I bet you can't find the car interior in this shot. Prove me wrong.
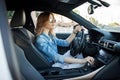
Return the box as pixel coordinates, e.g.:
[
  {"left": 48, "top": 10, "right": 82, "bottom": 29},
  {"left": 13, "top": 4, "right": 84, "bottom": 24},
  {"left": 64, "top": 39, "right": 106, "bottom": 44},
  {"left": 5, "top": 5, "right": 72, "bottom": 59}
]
[
  {"left": 3, "top": 0, "right": 120, "bottom": 80},
  {"left": 14, "top": 44, "right": 45, "bottom": 80}
]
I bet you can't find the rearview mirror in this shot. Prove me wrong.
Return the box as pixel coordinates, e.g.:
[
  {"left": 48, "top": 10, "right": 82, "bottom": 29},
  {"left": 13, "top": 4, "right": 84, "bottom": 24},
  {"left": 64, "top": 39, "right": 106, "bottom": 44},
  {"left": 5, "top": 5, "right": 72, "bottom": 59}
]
[
  {"left": 87, "top": 0, "right": 110, "bottom": 15},
  {"left": 88, "top": 5, "right": 94, "bottom": 15}
]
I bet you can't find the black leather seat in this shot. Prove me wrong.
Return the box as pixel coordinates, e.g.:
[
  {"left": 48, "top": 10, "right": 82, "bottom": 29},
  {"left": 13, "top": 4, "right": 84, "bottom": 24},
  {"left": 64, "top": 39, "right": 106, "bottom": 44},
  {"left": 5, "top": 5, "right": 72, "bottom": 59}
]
[
  {"left": 14, "top": 44, "right": 45, "bottom": 80},
  {"left": 10, "top": 10, "right": 51, "bottom": 70}
]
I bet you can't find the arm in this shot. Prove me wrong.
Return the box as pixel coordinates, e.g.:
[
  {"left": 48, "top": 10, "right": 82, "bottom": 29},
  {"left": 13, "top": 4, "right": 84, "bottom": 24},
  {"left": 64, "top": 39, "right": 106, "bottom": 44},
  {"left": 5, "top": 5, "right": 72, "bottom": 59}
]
[
  {"left": 66, "top": 31, "right": 76, "bottom": 43},
  {"left": 36, "top": 39, "right": 94, "bottom": 64},
  {"left": 64, "top": 57, "right": 86, "bottom": 64},
  {"left": 64, "top": 56, "right": 94, "bottom": 64},
  {"left": 55, "top": 26, "right": 82, "bottom": 47},
  {"left": 66, "top": 25, "right": 82, "bottom": 43},
  {"left": 55, "top": 37, "right": 70, "bottom": 47},
  {"left": 35, "top": 37, "right": 64, "bottom": 63}
]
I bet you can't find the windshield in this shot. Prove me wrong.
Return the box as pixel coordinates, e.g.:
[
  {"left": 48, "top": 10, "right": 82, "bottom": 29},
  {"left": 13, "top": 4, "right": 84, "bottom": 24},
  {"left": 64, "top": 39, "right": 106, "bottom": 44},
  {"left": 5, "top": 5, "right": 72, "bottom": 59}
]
[{"left": 73, "top": 0, "right": 120, "bottom": 32}]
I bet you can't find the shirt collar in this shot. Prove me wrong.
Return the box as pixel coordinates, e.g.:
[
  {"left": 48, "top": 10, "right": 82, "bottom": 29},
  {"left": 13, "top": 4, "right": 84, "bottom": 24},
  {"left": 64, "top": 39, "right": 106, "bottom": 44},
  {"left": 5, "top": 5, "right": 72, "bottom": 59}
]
[{"left": 42, "top": 33, "right": 53, "bottom": 40}]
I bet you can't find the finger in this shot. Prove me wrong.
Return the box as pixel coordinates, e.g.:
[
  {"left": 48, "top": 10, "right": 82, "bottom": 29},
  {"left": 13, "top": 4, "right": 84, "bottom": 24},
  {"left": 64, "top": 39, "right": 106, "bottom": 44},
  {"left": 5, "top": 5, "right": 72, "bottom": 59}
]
[
  {"left": 88, "top": 59, "right": 94, "bottom": 64},
  {"left": 88, "top": 60, "right": 93, "bottom": 65},
  {"left": 90, "top": 58, "right": 94, "bottom": 62},
  {"left": 90, "top": 59, "right": 94, "bottom": 63},
  {"left": 89, "top": 57, "right": 94, "bottom": 61}
]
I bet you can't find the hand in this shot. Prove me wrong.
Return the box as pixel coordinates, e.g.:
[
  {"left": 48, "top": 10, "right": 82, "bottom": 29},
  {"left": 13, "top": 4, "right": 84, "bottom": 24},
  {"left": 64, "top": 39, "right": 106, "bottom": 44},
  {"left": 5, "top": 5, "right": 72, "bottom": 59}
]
[
  {"left": 84, "top": 56, "right": 95, "bottom": 65},
  {"left": 73, "top": 25, "right": 82, "bottom": 33}
]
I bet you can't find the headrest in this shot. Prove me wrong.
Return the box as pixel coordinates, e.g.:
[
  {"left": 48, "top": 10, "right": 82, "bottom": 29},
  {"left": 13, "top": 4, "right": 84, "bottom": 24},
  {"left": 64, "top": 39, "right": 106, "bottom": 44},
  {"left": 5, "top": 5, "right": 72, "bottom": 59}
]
[{"left": 10, "top": 10, "right": 26, "bottom": 28}]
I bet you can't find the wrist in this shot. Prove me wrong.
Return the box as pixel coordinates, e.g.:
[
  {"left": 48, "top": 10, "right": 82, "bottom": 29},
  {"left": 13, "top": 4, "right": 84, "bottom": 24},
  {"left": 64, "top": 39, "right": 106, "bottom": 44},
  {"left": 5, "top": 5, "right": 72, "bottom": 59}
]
[
  {"left": 73, "top": 29, "right": 77, "bottom": 34},
  {"left": 83, "top": 58, "right": 87, "bottom": 63}
]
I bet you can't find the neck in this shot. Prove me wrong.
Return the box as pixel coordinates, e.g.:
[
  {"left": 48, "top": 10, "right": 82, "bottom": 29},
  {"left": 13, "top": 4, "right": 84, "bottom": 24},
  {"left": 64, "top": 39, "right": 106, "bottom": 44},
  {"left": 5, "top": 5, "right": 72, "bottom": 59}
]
[{"left": 43, "top": 28, "right": 50, "bottom": 35}]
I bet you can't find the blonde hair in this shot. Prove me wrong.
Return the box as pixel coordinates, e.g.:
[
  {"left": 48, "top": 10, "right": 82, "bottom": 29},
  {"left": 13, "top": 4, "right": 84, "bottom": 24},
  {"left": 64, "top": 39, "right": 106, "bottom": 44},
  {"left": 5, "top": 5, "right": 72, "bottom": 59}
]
[{"left": 35, "top": 12, "right": 55, "bottom": 36}]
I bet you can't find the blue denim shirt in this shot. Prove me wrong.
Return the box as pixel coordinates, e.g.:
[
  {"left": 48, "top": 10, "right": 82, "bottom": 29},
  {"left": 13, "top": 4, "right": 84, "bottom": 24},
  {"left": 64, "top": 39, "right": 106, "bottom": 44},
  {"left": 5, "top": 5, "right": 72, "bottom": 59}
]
[{"left": 34, "top": 33, "right": 70, "bottom": 63}]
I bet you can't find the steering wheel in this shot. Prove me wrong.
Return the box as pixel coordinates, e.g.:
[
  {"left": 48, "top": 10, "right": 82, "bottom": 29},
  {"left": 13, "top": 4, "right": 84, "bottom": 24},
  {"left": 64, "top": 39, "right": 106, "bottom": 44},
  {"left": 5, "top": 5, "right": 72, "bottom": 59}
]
[{"left": 70, "top": 24, "right": 85, "bottom": 57}]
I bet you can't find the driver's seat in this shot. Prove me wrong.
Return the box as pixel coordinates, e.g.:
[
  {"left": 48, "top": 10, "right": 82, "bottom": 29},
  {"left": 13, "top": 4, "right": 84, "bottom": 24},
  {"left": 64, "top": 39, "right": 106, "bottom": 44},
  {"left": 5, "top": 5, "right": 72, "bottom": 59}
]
[
  {"left": 14, "top": 44, "right": 45, "bottom": 80},
  {"left": 10, "top": 10, "right": 52, "bottom": 70}
]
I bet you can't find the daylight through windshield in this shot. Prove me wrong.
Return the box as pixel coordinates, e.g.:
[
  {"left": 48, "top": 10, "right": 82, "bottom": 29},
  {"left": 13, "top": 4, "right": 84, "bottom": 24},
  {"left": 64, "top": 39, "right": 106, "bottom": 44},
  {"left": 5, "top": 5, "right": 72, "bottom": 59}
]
[{"left": 73, "top": 0, "right": 120, "bottom": 32}]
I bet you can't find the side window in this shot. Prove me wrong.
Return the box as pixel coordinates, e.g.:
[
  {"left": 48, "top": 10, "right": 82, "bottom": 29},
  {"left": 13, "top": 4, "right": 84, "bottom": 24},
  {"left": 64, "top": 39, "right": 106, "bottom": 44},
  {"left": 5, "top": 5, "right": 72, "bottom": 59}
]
[
  {"left": 31, "top": 11, "right": 78, "bottom": 34},
  {"left": 54, "top": 14, "right": 77, "bottom": 33},
  {"left": 55, "top": 14, "right": 88, "bottom": 34},
  {"left": 7, "top": 11, "right": 14, "bottom": 23},
  {"left": 31, "top": 11, "right": 43, "bottom": 27}
]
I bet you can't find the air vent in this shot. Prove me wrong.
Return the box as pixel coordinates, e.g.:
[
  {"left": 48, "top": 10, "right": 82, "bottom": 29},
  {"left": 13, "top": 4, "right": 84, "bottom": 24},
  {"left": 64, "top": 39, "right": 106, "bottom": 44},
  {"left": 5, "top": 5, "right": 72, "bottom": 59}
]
[
  {"left": 98, "top": 39, "right": 117, "bottom": 51},
  {"left": 108, "top": 42, "right": 114, "bottom": 50},
  {"left": 98, "top": 40, "right": 104, "bottom": 46}
]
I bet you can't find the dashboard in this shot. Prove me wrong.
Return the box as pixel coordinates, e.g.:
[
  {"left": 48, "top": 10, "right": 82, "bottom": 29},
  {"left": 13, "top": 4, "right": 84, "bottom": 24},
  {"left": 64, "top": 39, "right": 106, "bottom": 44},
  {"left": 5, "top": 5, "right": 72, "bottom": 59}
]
[{"left": 88, "top": 28, "right": 120, "bottom": 53}]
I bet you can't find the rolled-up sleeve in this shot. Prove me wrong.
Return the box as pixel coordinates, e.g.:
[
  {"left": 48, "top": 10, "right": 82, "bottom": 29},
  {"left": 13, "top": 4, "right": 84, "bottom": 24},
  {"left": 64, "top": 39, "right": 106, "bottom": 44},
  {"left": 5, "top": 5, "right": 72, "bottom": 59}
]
[
  {"left": 35, "top": 37, "right": 64, "bottom": 63},
  {"left": 55, "top": 37, "right": 70, "bottom": 47}
]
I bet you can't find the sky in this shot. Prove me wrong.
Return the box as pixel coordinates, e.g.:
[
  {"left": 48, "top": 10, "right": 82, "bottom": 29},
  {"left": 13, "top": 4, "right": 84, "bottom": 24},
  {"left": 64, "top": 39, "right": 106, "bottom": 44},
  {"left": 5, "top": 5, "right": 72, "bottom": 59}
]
[{"left": 106, "top": 0, "right": 120, "bottom": 6}]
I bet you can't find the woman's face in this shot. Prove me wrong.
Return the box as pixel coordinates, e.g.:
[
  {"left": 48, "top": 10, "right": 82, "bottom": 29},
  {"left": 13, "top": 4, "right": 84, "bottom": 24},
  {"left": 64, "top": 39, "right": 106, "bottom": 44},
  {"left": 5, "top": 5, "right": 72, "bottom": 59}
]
[{"left": 44, "top": 14, "right": 56, "bottom": 30}]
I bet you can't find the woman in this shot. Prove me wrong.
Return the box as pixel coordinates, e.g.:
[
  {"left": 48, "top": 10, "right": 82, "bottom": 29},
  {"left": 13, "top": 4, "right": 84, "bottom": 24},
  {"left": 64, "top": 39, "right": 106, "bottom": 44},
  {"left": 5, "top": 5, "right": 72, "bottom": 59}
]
[{"left": 34, "top": 12, "right": 94, "bottom": 69}]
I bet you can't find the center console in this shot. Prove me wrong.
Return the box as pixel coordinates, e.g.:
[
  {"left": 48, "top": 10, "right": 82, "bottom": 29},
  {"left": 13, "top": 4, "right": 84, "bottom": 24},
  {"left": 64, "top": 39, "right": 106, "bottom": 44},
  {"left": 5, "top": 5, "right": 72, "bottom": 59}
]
[
  {"left": 96, "top": 49, "right": 114, "bottom": 64},
  {"left": 39, "top": 56, "right": 106, "bottom": 80},
  {"left": 39, "top": 66, "right": 94, "bottom": 80}
]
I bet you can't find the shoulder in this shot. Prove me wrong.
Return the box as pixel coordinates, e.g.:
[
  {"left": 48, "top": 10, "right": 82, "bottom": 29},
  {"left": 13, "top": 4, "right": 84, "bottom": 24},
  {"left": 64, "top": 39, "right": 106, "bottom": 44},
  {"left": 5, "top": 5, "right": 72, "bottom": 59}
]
[{"left": 35, "top": 34, "right": 47, "bottom": 43}]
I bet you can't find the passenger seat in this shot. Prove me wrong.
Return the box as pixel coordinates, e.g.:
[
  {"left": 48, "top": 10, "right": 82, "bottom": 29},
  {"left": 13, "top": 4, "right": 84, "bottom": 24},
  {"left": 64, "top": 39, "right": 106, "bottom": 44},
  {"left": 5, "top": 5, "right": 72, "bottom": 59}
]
[{"left": 10, "top": 10, "right": 51, "bottom": 70}]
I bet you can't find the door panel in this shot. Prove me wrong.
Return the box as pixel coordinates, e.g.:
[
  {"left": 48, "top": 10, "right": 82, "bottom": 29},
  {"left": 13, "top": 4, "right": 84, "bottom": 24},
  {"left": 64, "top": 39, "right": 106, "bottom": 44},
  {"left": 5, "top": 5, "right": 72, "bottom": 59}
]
[{"left": 56, "top": 33, "right": 70, "bottom": 54}]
